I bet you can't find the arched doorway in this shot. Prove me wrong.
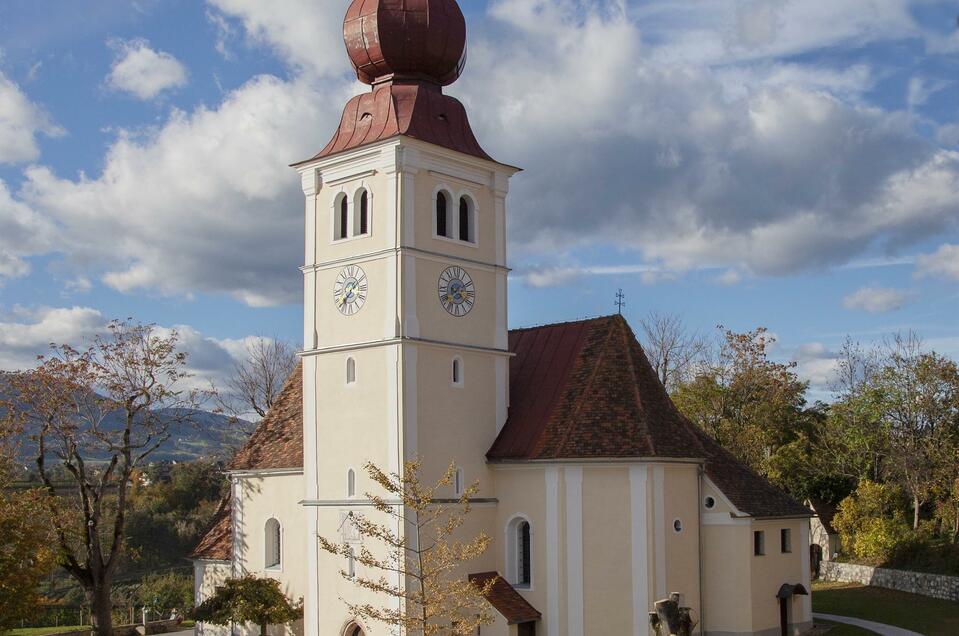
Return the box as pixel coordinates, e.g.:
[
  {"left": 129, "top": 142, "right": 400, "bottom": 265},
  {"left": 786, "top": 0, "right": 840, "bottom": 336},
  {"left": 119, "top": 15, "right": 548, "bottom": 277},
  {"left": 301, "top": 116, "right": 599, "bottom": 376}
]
[{"left": 344, "top": 622, "right": 365, "bottom": 636}]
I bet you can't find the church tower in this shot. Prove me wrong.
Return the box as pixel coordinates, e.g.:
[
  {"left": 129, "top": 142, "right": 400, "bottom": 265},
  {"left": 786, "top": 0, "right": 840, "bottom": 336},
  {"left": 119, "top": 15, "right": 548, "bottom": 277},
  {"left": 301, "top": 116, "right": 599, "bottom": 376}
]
[{"left": 292, "top": 1, "right": 518, "bottom": 633}]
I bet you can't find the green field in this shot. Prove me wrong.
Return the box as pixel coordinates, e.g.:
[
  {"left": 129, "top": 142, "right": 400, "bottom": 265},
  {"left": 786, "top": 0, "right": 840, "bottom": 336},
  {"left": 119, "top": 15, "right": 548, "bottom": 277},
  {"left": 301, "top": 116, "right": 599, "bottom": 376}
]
[{"left": 813, "top": 581, "right": 959, "bottom": 636}]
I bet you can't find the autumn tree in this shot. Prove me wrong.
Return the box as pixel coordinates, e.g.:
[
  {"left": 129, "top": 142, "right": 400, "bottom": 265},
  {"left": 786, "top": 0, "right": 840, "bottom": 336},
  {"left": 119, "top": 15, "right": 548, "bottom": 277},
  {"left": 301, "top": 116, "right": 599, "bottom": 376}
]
[
  {"left": 2, "top": 320, "right": 208, "bottom": 636},
  {"left": 672, "top": 326, "right": 809, "bottom": 478},
  {"left": 0, "top": 437, "right": 57, "bottom": 631},
  {"left": 318, "top": 460, "right": 496, "bottom": 635},
  {"left": 219, "top": 338, "right": 298, "bottom": 419},
  {"left": 639, "top": 311, "right": 709, "bottom": 393},
  {"left": 193, "top": 575, "right": 302, "bottom": 636}
]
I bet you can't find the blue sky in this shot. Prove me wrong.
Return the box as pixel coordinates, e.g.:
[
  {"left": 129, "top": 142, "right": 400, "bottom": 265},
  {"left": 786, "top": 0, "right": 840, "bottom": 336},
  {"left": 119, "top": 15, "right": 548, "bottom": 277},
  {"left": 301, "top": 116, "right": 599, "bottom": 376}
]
[{"left": 0, "top": 0, "right": 957, "bottom": 396}]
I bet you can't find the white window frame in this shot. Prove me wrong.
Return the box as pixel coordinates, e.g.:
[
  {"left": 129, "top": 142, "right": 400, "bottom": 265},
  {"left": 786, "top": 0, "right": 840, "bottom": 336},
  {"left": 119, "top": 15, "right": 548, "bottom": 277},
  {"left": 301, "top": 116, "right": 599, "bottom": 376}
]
[
  {"left": 505, "top": 515, "right": 533, "bottom": 590},
  {"left": 332, "top": 192, "right": 349, "bottom": 242},
  {"left": 265, "top": 517, "right": 282, "bottom": 571},
  {"left": 431, "top": 185, "right": 480, "bottom": 249}
]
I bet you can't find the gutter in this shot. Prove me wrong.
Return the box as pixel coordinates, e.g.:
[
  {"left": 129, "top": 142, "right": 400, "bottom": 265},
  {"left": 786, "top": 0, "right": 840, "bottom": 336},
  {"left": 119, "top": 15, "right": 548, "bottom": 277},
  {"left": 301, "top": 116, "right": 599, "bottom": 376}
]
[{"left": 698, "top": 465, "right": 706, "bottom": 636}]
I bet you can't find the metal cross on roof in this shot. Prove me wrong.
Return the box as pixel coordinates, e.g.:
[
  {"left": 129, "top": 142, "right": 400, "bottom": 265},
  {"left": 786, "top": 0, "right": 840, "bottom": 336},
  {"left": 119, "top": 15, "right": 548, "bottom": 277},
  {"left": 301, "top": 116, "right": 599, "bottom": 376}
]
[{"left": 615, "top": 289, "right": 626, "bottom": 315}]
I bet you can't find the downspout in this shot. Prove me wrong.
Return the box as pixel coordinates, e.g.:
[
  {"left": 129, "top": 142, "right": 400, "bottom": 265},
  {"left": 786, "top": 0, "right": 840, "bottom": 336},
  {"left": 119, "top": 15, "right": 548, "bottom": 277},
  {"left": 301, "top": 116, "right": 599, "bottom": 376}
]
[{"left": 698, "top": 465, "right": 706, "bottom": 636}]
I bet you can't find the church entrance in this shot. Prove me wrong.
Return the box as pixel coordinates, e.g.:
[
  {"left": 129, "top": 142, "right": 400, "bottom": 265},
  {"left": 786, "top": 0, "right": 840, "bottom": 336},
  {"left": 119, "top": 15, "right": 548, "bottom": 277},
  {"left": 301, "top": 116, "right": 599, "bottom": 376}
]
[{"left": 344, "top": 623, "right": 364, "bottom": 636}]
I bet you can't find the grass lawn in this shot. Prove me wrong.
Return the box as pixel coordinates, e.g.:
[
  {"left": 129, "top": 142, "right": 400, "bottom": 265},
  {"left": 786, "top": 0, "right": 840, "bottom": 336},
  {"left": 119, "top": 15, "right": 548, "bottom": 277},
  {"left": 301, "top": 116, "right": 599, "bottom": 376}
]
[
  {"left": 7, "top": 627, "right": 89, "bottom": 636},
  {"left": 813, "top": 580, "right": 959, "bottom": 636}
]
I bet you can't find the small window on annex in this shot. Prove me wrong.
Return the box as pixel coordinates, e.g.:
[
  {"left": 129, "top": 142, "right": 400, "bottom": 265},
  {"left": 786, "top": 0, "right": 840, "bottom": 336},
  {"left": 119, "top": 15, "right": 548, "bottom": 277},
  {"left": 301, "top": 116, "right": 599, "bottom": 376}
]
[
  {"left": 507, "top": 517, "right": 532, "bottom": 588},
  {"left": 265, "top": 518, "right": 282, "bottom": 569},
  {"left": 435, "top": 191, "right": 452, "bottom": 238},
  {"left": 781, "top": 528, "right": 792, "bottom": 553},
  {"left": 754, "top": 530, "right": 765, "bottom": 556}
]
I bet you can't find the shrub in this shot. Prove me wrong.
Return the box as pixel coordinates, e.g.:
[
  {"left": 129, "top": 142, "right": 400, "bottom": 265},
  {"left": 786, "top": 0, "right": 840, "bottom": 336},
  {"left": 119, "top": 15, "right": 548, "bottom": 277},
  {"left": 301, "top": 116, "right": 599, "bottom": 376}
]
[
  {"left": 137, "top": 572, "right": 195, "bottom": 613},
  {"left": 834, "top": 480, "right": 911, "bottom": 562}
]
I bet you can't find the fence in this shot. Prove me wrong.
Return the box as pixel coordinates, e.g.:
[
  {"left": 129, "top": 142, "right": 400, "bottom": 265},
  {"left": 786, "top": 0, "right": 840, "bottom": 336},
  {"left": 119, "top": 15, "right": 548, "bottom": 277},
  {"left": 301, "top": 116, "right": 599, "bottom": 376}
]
[{"left": 16, "top": 606, "right": 182, "bottom": 631}]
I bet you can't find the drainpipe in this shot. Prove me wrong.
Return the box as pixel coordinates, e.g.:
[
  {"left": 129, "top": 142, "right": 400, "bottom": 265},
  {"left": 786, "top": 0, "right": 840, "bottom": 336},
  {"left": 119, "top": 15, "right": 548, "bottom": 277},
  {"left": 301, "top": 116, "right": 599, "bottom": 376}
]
[{"left": 697, "top": 465, "right": 706, "bottom": 635}]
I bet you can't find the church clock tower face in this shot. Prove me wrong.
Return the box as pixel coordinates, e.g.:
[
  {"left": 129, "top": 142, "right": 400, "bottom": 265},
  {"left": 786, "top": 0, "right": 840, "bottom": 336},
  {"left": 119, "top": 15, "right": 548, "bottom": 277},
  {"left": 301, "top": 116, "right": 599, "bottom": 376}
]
[
  {"left": 438, "top": 266, "right": 475, "bottom": 317},
  {"left": 333, "top": 265, "right": 368, "bottom": 316}
]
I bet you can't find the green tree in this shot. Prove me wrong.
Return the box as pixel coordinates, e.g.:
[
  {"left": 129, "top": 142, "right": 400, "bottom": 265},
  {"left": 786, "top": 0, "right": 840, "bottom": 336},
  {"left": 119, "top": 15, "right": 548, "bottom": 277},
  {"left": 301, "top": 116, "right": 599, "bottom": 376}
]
[
  {"left": 136, "top": 572, "right": 195, "bottom": 613},
  {"left": 193, "top": 575, "right": 303, "bottom": 636},
  {"left": 0, "top": 452, "right": 57, "bottom": 631},
  {"left": 833, "top": 480, "right": 911, "bottom": 562},
  {"left": 673, "top": 327, "right": 810, "bottom": 481}
]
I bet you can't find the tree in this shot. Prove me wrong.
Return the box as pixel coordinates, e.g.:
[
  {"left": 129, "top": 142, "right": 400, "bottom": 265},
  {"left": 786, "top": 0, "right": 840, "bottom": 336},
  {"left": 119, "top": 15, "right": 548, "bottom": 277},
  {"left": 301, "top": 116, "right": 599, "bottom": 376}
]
[
  {"left": 193, "top": 575, "right": 303, "bottom": 636},
  {"left": 318, "top": 460, "right": 496, "bottom": 635},
  {"left": 672, "top": 327, "right": 810, "bottom": 479},
  {"left": 872, "top": 334, "right": 959, "bottom": 530},
  {"left": 0, "top": 448, "right": 57, "bottom": 630},
  {"left": 639, "top": 311, "right": 708, "bottom": 393},
  {"left": 136, "top": 572, "right": 195, "bottom": 614},
  {"left": 833, "top": 480, "right": 911, "bottom": 562},
  {"left": 219, "top": 338, "right": 298, "bottom": 419},
  {"left": 2, "top": 320, "right": 208, "bottom": 636}
]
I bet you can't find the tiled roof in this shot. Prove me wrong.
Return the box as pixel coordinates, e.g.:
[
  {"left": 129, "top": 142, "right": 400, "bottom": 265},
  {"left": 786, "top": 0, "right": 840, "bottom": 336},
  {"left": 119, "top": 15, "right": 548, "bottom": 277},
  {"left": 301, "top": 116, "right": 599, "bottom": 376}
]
[
  {"left": 189, "top": 496, "right": 232, "bottom": 561},
  {"left": 192, "top": 317, "right": 809, "bottom": 561},
  {"left": 468, "top": 572, "right": 541, "bottom": 624},
  {"left": 230, "top": 363, "right": 304, "bottom": 471}
]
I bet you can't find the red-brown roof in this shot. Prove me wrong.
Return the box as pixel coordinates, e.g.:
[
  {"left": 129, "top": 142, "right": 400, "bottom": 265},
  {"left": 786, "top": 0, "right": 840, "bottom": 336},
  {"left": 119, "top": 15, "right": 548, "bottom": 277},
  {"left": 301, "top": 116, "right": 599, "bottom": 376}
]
[
  {"left": 469, "top": 572, "right": 541, "bottom": 624},
  {"left": 230, "top": 363, "right": 304, "bottom": 471},
  {"left": 189, "top": 496, "right": 233, "bottom": 561}
]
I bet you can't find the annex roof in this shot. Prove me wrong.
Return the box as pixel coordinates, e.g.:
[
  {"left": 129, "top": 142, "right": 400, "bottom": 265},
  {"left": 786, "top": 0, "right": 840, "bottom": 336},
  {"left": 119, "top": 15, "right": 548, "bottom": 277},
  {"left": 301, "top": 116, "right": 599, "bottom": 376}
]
[
  {"left": 229, "top": 363, "right": 304, "bottom": 472},
  {"left": 469, "top": 572, "right": 541, "bottom": 624},
  {"left": 189, "top": 496, "right": 232, "bottom": 561}
]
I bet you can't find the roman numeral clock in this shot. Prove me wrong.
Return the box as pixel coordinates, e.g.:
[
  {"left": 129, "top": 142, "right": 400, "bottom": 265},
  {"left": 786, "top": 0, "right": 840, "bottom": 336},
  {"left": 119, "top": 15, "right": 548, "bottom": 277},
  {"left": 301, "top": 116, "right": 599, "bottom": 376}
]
[
  {"left": 333, "top": 265, "right": 368, "bottom": 316},
  {"left": 438, "top": 266, "right": 475, "bottom": 317}
]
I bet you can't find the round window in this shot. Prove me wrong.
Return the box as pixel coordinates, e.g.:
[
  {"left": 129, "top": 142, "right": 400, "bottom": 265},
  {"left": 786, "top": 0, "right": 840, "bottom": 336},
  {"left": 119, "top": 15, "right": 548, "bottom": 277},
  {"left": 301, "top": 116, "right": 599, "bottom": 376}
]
[
  {"left": 704, "top": 496, "right": 716, "bottom": 510},
  {"left": 673, "top": 519, "right": 683, "bottom": 533}
]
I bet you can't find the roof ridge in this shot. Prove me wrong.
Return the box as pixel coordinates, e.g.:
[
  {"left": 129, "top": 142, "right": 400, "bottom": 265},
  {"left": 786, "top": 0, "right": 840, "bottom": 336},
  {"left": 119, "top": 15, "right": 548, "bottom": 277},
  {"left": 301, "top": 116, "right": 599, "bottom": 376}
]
[{"left": 508, "top": 314, "right": 619, "bottom": 334}]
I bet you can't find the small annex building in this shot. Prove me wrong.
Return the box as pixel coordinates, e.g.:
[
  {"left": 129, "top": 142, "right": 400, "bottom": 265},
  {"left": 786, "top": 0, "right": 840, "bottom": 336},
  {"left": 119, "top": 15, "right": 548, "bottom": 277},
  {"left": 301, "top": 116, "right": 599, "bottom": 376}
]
[{"left": 192, "top": 1, "right": 813, "bottom": 635}]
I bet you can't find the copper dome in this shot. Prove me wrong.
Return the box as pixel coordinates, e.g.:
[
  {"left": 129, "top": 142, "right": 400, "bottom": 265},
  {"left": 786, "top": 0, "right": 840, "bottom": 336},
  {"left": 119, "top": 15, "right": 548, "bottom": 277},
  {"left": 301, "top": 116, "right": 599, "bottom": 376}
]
[{"left": 344, "top": 0, "right": 467, "bottom": 86}]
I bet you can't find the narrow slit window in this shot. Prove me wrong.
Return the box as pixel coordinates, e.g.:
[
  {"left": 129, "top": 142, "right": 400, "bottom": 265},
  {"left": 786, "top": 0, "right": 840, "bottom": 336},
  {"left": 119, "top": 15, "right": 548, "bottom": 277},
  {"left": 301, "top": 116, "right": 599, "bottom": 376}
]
[
  {"left": 265, "top": 518, "right": 281, "bottom": 569},
  {"left": 519, "top": 521, "right": 531, "bottom": 586},
  {"left": 347, "top": 358, "right": 356, "bottom": 384},
  {"left": 454, "top": 468, "right": 464, "bottom": 496},
  {"left": 348, "top": 469, "right": 356, "bottom": 497},
  {"left": 436, "top": 191, "right": 450, "bottom": 238},
  {"left": 337, "top": 195, "right": 349, "bottom": 240},
  {"left": 358, "top": 190, "right": 369, "bottom": 235},
  {"left": 459, "top": 197, "right": 471, "bottom": 242},
  {"left": 754, "top": 530, "right": 765, "bottom": 556},
  {"left": 452, "top": 357, "right": 462, "bottom": 386}
]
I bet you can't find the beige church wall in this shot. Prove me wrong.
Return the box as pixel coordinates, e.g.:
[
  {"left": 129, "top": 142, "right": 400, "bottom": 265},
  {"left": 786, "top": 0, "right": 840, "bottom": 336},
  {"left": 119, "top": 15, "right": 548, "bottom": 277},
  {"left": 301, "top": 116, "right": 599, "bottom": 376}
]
[
  {"left": 309, "top": 345, "right": 394, "bottom": 496},
  {"left": 413, "top": 344, "right": 497, "bottom": 492},
  {"left": 194, "top": 560, "right": 231, "bottom": 636},
  {"left": 491, "top": 467, "right": 553, "bottom": 633},
  {"left": 662, "top": 464, "right": 702, "bottom": 623},
  {"left": 702, "top": 522, "right": 753, "bottom": 634},
  {"left": 748, "top": 518, "right": 812, "bottom": 635},
  {"left": 312, "top": 170, "right": 395, "bottom": 264},
  {"left": 412, "top": 170, "right": 498, "bottom": 265},
  {"left": 581, "top": 466, "right": 633, "bottom": 635},
  {"left": 702, "top": 479, "right": 735, "bottom": 516},
  {"left": 311, "top": 255, "right": 395, "bottom": 350},
  {"left": 412, "top": 255, "right": 505, "bottom": 349}
]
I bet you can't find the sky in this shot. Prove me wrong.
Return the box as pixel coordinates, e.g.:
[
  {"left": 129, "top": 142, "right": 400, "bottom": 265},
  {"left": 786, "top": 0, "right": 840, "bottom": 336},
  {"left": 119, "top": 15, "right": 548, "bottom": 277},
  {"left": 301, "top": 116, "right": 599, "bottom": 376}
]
[{"left": 0, "top": 0, "right": 957, "bottom": 399}]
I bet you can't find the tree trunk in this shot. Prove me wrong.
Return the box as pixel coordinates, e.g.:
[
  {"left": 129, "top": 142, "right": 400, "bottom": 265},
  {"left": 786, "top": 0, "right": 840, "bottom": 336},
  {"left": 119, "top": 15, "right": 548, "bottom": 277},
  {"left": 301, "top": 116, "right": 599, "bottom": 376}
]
[
  {"left": 89, "top": 586, "right": 114, "bottom": 636},
  {"left": 913, "top": 493, "right": 920, "bottom": 530},
  {"left": 260, "top": 623, "right": 268, "bottom": 636}
]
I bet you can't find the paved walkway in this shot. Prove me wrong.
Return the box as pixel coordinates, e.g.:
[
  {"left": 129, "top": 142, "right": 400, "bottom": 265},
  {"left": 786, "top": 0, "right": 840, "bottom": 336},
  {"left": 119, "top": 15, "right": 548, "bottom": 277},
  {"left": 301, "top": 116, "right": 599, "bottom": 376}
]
[{"left": 814, "top": 613, "right": 923, "bottom": 636}]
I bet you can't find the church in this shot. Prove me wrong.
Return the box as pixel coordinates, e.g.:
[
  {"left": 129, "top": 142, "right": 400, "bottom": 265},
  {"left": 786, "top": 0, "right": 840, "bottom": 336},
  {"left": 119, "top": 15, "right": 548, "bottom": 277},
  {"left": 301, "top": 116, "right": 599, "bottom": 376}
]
[{"left": 191, "top": 1, "right": 813, "bottom": 635}]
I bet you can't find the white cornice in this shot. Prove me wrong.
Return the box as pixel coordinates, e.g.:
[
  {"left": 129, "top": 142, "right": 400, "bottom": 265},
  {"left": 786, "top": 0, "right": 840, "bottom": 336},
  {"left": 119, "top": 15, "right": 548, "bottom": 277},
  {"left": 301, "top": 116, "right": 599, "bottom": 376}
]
[
  {"left": 298, "top": 336, "right": 513, "bottom": 358},
  {"left": 228, "top": 468, "right": 304, "bottom": 479},
  {"left": 300, "top": 245, "right": 511, "bottom": 274}
]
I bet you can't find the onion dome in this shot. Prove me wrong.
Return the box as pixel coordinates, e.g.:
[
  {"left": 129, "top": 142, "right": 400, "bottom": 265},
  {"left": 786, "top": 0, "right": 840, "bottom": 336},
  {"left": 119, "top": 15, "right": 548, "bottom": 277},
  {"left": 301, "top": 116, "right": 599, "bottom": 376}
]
[{"left": 344, "top": 0, "right": 467, "bottom": 86}]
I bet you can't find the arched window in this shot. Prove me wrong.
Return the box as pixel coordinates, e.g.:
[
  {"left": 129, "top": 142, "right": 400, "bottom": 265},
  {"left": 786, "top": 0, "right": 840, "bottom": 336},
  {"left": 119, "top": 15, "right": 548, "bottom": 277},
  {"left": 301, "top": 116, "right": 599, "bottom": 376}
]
[
  {"left": 454, "top": 467, "right": 464, "bottom": 497},
  {"left": 345, "top": 623, "right": 364, "bottom": 636},
  {"left": 458, "top": 196, "right": 474, "bottom": 242},
  {"left": 265, "top": 518, "right": 281, "bottom": 569},
  {"left": 348, "top": 468, "right": 356, "bottom": 498},
  {"left": 347, "top": 547, "right": 356, "bottom": 579},
  {"left": 346, "top": 357, "right": 356, "bottom": 384},
  {"left": 335, "top": 194, "right": 349, "bottom": 240},
  {"left": 506, "top": 516, "right": 532, "bottom": 588},
  {"left": 435, "top": 191, "right": 451, "bottom": 238},
  {"left": 452, "top": 357, "right": 463, "bottom": 387},
  {"left": 356, "top": 189, "right": 369, "bottom": 236}
]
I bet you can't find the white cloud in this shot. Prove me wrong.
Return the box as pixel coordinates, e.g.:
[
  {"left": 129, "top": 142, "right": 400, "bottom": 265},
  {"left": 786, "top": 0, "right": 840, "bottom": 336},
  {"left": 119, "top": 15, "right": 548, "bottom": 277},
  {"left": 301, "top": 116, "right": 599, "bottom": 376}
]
[
  {"left": 937, "top": 123, "right": 959, "bottom": 147},
  {"left": 0, "top": 306, "right": 107, "bottom": 370},
  {"left": 0, "top": 71, "right": 63, "bottom": 163},
  {"left": 916, "top": 243, "right": 959, "bottom": 281},
  {"left": 20, "top": 74, "right": 350, "bottom": 306},
  {"left": 842, "top": 285, "right": 914, "bottom": 313},
  {"left": 0, "top": 179, "right": 56, "bottom": 282},
  {"left": 791, "top": 342, "right": 840, "bottom": 392},
  {"left": 206, "top": 0, "right": 349, "bottom": 77},
  {"left": 106, "top": 39, "right": 188, "bottom": 100}
]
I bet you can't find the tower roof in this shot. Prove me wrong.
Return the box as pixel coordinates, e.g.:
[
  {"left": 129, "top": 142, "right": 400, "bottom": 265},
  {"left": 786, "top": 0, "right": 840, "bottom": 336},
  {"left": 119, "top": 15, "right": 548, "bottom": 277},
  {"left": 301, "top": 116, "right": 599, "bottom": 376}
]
[{"left": 294, "top": 0, "right": 493, "bottom": 164}]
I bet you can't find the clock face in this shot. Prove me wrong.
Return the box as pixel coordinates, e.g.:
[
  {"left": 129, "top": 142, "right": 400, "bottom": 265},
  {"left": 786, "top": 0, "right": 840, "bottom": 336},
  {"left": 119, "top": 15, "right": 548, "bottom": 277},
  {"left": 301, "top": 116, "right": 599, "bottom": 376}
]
[
  {"left": 438, "top": 266, "right": 475, "bottom": 317},
  {"left": 333, "top": 265, "right": 368, "bottom": 316}
]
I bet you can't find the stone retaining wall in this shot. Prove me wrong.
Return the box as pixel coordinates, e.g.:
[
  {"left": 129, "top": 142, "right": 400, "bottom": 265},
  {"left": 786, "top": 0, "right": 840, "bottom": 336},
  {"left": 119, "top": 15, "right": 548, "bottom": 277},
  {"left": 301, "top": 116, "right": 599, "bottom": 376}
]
[{"left": 820, "top": 561, "right": 959, "bottom": 602}]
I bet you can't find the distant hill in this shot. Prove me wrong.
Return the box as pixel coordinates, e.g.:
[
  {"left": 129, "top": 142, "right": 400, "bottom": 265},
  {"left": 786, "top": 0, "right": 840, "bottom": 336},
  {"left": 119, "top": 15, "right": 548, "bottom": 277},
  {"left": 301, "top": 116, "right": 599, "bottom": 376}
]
[{"left": 0, "top": 375, "right": 256, "bottom": 464}]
